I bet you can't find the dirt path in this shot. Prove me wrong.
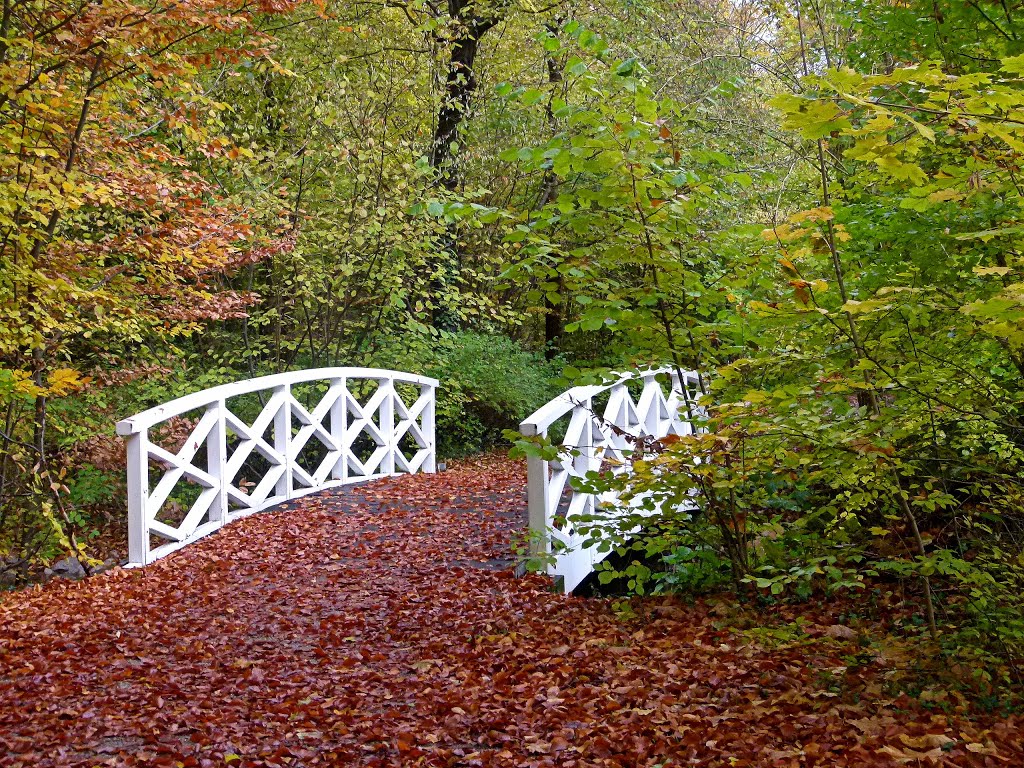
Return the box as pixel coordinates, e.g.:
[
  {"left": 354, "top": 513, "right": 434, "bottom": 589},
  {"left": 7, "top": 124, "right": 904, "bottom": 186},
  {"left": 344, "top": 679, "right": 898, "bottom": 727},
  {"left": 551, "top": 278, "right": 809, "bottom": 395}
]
[{"left": 1, "top": 455, "right": 1021, "bottom": 767}]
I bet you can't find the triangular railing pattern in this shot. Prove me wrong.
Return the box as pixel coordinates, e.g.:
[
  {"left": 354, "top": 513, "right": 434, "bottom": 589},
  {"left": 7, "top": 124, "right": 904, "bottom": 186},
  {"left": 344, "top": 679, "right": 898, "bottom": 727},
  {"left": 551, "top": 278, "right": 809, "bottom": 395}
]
[
  {"left": 520, "top": 368, "right": 703, "bottom": 593},
  {"left": 117, "top": 368, "right": 437, "bottom": 566}
]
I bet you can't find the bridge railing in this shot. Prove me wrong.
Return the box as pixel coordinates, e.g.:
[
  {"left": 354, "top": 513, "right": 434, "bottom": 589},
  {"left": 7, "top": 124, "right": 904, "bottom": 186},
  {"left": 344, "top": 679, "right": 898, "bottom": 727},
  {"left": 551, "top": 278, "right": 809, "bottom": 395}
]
[
  {"left": 520, "top": 368, "right": 702, "bottom": 592},
  {"left": 116, "top": 368, "right": 437, "bottom": 566}
]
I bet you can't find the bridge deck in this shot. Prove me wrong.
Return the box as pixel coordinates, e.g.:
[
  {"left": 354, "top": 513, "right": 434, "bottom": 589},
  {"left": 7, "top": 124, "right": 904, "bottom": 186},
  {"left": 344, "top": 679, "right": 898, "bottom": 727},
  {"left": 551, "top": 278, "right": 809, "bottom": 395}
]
[{"left": 2, "top": 455, "right": 1019, "bottom": 767}]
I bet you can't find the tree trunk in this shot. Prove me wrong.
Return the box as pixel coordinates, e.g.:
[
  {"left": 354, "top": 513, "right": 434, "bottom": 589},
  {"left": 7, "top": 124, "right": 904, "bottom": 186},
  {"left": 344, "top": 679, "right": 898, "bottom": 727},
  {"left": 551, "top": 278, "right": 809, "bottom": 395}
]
[
  {"left": 540, "top": 26, "right": 564, "bottom": 359},
  {"left": 426, "top": 2, "right": 499, "bottom": 331}
]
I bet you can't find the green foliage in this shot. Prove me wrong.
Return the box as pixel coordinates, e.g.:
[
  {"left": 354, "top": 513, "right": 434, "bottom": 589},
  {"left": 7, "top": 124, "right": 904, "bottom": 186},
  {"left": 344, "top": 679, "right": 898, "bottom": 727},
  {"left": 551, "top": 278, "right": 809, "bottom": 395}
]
[
  {"left": 496, "top": 29, "right": 737, "bottom": 369},
  {"left": 1, "top": 0, "right": 1023, "bottom": 699},
  {"left": 369, "top": 331, "right": 561, "bottom": 457},
  {"left": 493, "top": 4, "right": 1024, "bottom": 693},
  {"left": 65, "top": 465, "right": 117, "bottom": 509},
  {"left": 658, "top": 543, "right": 734, "bottom": 594}
]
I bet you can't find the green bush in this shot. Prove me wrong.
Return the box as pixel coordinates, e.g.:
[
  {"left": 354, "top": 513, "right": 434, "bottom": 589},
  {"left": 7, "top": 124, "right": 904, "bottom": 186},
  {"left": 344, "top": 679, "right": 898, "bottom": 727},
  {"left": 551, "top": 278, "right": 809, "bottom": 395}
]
[{"left": 369, "top": 331, "right": 562, "bottom": 458}]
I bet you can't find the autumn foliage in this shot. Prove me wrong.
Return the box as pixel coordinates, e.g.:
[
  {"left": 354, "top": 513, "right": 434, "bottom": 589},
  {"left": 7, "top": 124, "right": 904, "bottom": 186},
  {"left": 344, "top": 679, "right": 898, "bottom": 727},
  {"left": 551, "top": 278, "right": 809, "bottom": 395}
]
[
  {"left": 4, "top": 0, "right": 1024, "bottom": 756},
  {"left": 0, "top": 0, "right": 304, "bottom": 560}
]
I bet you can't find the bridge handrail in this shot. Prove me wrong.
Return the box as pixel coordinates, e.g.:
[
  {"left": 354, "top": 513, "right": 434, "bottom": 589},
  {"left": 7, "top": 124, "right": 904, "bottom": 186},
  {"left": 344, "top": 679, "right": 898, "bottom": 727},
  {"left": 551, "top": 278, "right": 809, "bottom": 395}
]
[
  {"left": 116, "top": 367, "right": 437, "bottom": 435},
  {"left": 117, "top": 367, "right": 437, "bottom": 567},
  {"left": 520, "top": 382, "right": 622, "bottom": 437},
  {"left": 520, "top": 367, "right": 702, "bottom": 592}
]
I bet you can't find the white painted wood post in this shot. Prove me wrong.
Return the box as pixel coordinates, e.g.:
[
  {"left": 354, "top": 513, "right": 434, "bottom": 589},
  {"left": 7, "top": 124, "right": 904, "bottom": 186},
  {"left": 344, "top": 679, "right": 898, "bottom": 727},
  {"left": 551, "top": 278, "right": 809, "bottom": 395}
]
[
  {"left": 422, "top": 381, "right": 436, "bottom": 473},
  {"left": 208, "top": 399, "right": 228, "bottom": 526},
  {"left": 642, "top": 375, "right": 661, "bottom": 434},
  {"left": 608, "top": 383, "right": 625, "bottom": 429},
  {"left": 380, "top": 377, "right": 395, "bottom": 476},
  {"left": 526, "top": 451, "right": 549, "bottom": 559},
  {"left": 519, "top": 420, "right": 550, "bottom": 559},
  {"left": 330, "top": 377, "right": 348, "bottom": 482},
  {"left": 125, "top": 430, "right": 150, "bottom": 567},
  {"left": 274, "top": 385, "right": 291, "bottom": 500},
  {"left": 574, "top": 397, "right": 594, "bottom": 478}
]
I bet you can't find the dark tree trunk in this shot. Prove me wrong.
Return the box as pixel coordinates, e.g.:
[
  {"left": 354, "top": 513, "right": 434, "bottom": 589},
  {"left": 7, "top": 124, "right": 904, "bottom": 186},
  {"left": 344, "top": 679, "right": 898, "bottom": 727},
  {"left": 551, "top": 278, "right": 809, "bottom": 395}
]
[
  {"left": 425, "top": 2, "right": 499, "bottom": 331},
  {"left": 543, "top": 288, "right": 563, "bottom": 359},
  {"left": 431, "top": 32, "right": 483, "bottom": 184},
  {"left": 541, "top": 22, "right": 563, "bottom": 359}
]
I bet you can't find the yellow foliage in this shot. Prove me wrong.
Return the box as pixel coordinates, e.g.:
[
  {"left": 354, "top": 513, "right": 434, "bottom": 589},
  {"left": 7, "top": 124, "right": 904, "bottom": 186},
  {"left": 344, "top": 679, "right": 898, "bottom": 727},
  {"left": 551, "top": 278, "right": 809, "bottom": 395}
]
[
  {"left": 8, "top": 370, "right": 44, "bottom": 398},
  {"left": 46, "top": 368, "right": 90, "bottom": 397},
  {"left": 788, "top": 206, "right": 834, "bottom": 224}
]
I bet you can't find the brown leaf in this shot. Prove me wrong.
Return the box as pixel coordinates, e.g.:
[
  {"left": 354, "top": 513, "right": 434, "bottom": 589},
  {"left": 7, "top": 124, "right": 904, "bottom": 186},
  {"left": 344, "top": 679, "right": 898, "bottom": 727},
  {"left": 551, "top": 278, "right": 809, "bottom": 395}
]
[{"left": 824, "top": 624, "right": 857, "bottom": 640}]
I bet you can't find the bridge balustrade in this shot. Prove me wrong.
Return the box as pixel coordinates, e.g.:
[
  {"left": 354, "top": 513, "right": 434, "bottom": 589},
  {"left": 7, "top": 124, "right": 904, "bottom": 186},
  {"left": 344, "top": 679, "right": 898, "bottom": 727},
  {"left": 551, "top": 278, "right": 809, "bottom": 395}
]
[
  {"left": 520, "top": 368, "right": 702, "bottom": 592},
  {"left": 116, "top": 368, "right": 437, "bottom": 566}
]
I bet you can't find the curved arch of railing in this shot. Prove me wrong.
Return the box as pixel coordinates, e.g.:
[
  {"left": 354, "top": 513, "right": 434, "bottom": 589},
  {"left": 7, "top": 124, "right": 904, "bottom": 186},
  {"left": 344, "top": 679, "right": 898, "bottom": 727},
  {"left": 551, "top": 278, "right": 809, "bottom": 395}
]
[
  {"left": 117, "top": 368, "right": 437, "bottom": 566},
  {"left": 520, "top": 368, "right": 702, "bottom": 592}
]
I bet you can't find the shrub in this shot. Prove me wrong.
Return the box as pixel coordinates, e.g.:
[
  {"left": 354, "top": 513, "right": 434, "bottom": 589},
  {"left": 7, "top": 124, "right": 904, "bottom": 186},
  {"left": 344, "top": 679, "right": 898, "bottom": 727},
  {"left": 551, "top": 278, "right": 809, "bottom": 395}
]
[{"left": 370, "top": 331, "right": 562, "bottom": 457}]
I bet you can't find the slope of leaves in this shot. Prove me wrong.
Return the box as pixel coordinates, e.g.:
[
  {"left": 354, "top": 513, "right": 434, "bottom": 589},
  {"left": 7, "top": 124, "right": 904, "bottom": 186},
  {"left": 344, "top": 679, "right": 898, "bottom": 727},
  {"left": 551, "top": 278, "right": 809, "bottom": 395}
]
[{"left": 0, "top": 455, "right": 1022, "bottom": 767}]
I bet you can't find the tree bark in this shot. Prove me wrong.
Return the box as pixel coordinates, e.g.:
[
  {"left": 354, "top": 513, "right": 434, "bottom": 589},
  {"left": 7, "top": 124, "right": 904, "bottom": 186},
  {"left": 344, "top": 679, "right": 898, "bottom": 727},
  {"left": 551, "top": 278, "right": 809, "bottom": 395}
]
[
  {"left": 429, "top": 2, "right": 499, "bottom": 188},
  {"left": 540, "top": 24, "right": 563, "bottom": 359},
  {"left": 426, "top": 1, "right": 500, "bottom": 331}
]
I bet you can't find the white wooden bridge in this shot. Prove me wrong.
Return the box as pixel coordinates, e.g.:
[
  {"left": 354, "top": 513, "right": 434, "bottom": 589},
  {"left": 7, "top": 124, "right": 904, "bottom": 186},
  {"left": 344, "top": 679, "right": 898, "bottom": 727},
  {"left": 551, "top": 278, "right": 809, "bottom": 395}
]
[{"left": 118, "top": 366, "right": 701, "bottom": 590}]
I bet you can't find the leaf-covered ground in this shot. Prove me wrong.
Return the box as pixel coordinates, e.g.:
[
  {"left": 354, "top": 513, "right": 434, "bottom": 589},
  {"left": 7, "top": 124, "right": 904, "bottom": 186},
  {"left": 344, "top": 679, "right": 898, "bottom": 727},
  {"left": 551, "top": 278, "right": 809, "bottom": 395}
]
[{"left": 1, "top": 454, "right": 1022, "bottom": 767}]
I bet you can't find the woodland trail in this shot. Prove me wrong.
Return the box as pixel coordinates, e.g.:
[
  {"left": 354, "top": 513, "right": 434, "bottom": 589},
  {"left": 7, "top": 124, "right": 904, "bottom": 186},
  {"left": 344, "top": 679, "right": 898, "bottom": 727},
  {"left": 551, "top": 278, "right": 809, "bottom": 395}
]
[{"left": 1, "top": 454, "right": 1022, "bottom": 768}]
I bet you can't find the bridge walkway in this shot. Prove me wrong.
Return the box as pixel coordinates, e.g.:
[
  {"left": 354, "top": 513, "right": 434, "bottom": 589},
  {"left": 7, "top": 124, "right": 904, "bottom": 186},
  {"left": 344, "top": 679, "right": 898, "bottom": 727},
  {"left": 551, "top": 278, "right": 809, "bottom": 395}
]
[
  {"left": 0, "top": 456, "right": 654, "bottom": 768},
  {"left": 2, "top": 455, "right": 1017, "bottom": 767}
]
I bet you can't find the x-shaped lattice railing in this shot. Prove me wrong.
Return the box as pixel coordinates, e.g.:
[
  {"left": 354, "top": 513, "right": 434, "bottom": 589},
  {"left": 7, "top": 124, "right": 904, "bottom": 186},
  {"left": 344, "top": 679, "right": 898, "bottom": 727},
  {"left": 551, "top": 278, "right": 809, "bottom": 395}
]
[
  {"left": 117, "top": 368, "right": 437, "bottom": 566},
  {"left": 521, "top": 368, "right": 703, "bottom": 592}
]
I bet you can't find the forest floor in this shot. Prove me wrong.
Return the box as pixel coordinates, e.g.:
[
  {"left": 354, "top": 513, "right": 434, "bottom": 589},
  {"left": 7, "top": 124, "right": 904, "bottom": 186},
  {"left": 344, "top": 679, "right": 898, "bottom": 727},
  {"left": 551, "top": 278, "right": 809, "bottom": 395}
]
[{"left": 0, "top": 454, "right": 1022, "bottom": 767}]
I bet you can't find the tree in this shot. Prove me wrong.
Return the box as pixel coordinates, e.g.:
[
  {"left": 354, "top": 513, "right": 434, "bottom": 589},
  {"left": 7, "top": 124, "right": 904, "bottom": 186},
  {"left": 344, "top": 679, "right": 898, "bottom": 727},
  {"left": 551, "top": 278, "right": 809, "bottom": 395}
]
[{"left": 0, "top": 0, "right": 300, "bottom": 564}]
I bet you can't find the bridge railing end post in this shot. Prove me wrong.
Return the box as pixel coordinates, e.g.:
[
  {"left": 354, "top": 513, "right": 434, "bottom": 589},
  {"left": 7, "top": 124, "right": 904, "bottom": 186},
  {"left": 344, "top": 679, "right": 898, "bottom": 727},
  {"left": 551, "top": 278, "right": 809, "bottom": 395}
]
[
  {"left": 125, "top": 430, "right": 150, "bottom": 567},
  {"left": 525, "top": 450, "right": 550, "bottom": 561}
]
